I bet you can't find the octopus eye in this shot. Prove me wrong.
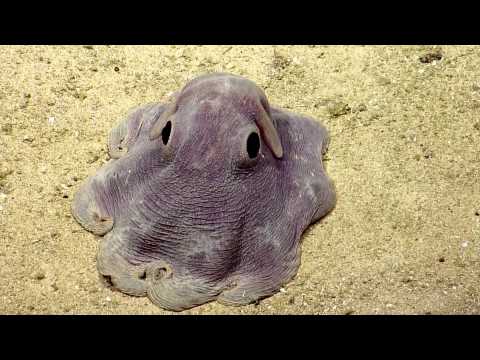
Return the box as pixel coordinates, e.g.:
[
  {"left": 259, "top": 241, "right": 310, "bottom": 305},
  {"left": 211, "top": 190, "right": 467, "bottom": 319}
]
[
  {"left": 246, "top": 132, "right": 260, "bottom": 159},
  {"left": 161, "top": 121, "right": 172, "bottom": 145}
]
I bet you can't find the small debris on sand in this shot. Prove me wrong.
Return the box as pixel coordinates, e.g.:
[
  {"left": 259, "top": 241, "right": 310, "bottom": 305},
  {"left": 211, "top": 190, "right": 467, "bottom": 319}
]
[
  {"left": 327, "top": 101, "right": 351, "bottom": 117},
  {"left": 419, "top": 50, "right": 443, "bottom": 64},
  {"left": 32, "top": 271, "right": 46, "bottom": 281}
]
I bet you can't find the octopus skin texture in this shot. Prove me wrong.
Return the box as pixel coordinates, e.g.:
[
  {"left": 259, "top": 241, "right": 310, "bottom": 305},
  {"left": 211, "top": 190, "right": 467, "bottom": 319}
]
[{"left": 72, "top": 72, "right": 336, "bottom": 311}]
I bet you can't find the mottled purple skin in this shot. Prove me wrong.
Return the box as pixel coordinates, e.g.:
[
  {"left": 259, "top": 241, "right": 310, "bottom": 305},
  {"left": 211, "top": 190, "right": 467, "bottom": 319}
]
[{"left": 72, "top": 73, "right": 336, "bottom": 311}]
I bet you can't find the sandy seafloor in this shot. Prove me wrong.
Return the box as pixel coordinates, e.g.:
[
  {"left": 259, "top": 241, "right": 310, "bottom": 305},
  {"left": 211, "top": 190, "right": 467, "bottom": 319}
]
[{"left": 0, "top": 45, "right": 479, "bottom": 314}]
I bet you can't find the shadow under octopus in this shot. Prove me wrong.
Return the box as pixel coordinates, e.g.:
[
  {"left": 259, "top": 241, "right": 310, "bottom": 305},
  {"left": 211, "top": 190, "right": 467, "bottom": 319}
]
[{"left": 72, "top": 73, "right": 336, "bottom": 311}]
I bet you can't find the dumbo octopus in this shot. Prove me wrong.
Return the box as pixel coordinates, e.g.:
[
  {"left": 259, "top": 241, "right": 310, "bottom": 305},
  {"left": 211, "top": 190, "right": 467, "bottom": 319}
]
[{"left": 72, "top": 73, "right": 336, "bottom": 311}]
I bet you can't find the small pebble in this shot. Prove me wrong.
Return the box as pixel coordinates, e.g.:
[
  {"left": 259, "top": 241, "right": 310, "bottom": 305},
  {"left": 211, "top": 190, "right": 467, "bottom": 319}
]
[
  {"left": 405, "top": 130, "right": 417, "bottom": 142},
  {"left": 1, "top": 123, "right": 13, "bottom": 134},
  {"left": 423, "top": 150, "right": 433, "bottom": 159},
  {"left": 438, "top": 257, "right": 445, "bottom": 263},
  {"left": 327, "top": 101, "right": 351, "bottom": 117},
  {"left": 356, "top": 103, "right": 367, "bottom": 112},
  {"left": 87, "top": 154, "right": 99, "bottom": 164},
  {"left": 272, "top": 50, "right": 291, "bottom": 70},
  {"left": 32, "top": 271, "right": 46, "bottom": 280},
  {"left": 419, "top": 50, "right": 443, "bottom": 64},
  {"left": 19, "top": 97, "right": 29, "bottom": 109},
  {"left": 74, "top": 91, "right": 87, "bottom": 100},
  {"left": 23, "top": 135, "right": 34, "bottom": 143},
  {"left": 0, "top": 166, "right": 13, "bottom": 179}
]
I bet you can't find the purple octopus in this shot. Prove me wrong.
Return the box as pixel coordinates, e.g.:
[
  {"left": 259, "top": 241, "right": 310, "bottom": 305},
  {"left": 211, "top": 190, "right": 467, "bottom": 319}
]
[{"left": 72, "top": 73, "right": 336, "bottom": 311}]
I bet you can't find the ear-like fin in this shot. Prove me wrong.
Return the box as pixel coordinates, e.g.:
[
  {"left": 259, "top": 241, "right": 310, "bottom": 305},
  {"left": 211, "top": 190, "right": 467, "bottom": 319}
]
[
  {"left": 149, "top": 92, "right": 179, "bottom": 141},
  {"left": 256, "top": 106, "right": 284, "bottom": 159},
  {"left": 149, "top": 105, "right": 176, "bottom": 140}
]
